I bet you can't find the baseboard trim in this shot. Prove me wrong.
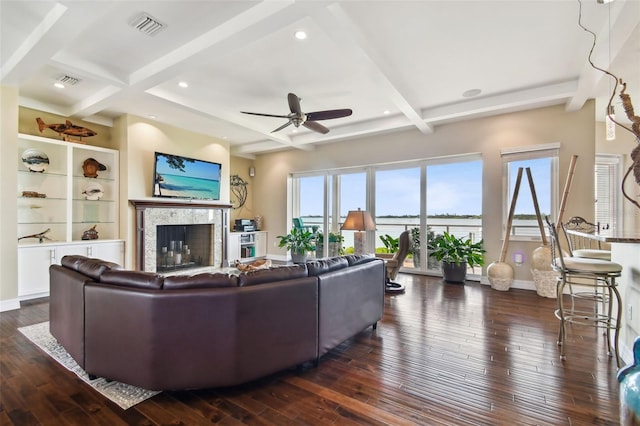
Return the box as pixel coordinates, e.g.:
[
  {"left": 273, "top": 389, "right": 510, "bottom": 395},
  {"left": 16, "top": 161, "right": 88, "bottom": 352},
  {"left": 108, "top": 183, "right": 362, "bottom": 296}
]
[{"left": 0, "top": 298, "right": 21, "bottom": 312}]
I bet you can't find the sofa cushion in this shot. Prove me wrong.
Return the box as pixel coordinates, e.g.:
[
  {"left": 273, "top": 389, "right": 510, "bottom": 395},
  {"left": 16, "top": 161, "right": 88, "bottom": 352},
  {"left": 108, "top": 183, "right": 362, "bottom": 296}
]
[
  {"left": 306, "top": 257, "right": 349, "bottom": 276},
  {"left": 163, "top": 273, "right": 238, "bottom": 290},
  {"left": 60, "top": 255, "right": 121, "bottom": 281},
  {"left": 344, "top": 254, "right": 377, "bottom": 266},
  {"left": 238, "top": 264, "right": 308, "bottom": 287},
  {"left": 99, "top": 270, "right": 164, "bottom": 289}
]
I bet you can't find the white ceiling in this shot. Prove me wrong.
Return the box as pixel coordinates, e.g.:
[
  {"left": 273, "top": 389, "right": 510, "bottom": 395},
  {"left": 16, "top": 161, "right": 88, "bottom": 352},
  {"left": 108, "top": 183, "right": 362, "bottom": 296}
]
[{"left": 1, "top": 0, "right": 639, "bottom": 158}]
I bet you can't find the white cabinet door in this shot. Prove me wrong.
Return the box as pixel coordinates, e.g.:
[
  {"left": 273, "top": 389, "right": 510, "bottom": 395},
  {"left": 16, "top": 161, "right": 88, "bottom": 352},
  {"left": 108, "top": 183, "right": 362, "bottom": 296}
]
[
  {"left": 227, "top": 233, "right": 241, "bottom": 263},
  {"left": 89, "top": 241, "right": 124, "bottom": 265},
  {"left": 56, "top": 244, "right": 92, "bottom": 260},
  {"left": 18, "top": 240, "right": 125, "bottom": 299},
  {"left": 18, "top": 245, "right": 57, "bottom": 298},
  {"left": 255, "top": 231, "right": 267, "bottom": 258}
]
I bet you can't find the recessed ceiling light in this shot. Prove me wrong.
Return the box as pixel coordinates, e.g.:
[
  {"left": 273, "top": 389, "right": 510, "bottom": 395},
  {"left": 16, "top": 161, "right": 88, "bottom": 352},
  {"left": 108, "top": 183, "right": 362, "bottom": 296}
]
[
  {"left": 53, "top": 82, "right": 65, "bottom": 89},
  {"left": 294, "top": 30, "right": 307, "bottom": 40},
  {"left": 149, "top": 114, "right": 157, "bottom": 120},
  {"left": 462, "top": 88, "right": 482, "bottom": 98},
  {"left": 383, "top": 110, "right": 391, "bottom": 115},
  {"left": 178, "top": 81, "right": 189, "bottom": 88}
]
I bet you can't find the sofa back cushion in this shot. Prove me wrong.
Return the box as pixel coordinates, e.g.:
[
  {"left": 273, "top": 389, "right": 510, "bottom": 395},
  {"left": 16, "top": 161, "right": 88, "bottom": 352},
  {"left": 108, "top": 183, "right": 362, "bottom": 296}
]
[
  {"left": 306, "top": 257, "right": 349, "bottom": 276},
  {"left": 60, "top": 255, "right": 121, "bottom": 281},
  {"left": 163, "top": 273, "right": 238, "bottom": 290},
  {"left": 99, "top": 270, "right": 164, "bottom": 290},
  {"left": 344, "top": 254, "right": 377, "bottom": 266},
  {"left": 238, "top": 264, "right": 308, "bottom": 287}
]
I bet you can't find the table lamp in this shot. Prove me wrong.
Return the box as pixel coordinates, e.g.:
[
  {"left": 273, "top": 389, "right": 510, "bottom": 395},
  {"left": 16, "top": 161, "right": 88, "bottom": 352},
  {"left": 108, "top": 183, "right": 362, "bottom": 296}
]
[{"left": 341, "top": 208, "right": 376, "bottom": 255}]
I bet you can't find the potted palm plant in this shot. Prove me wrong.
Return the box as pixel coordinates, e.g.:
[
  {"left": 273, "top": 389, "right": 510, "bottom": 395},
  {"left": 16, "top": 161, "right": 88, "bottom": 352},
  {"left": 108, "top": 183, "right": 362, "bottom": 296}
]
[
  {"left": 428, "top": 231, "right": 485, "bottom": 283},
  {"left": 277, "top": 228, "right": 316, "bottom": 263}
]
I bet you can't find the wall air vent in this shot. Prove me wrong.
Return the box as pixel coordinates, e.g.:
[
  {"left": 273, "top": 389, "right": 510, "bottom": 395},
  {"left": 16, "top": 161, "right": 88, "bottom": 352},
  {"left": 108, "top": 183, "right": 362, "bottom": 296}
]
[
  {"left": 57, "top": 75, "right": 80, "bottom": 85},
  {"left": 129, "top": 13, "right": 166, "bottom": 36}
]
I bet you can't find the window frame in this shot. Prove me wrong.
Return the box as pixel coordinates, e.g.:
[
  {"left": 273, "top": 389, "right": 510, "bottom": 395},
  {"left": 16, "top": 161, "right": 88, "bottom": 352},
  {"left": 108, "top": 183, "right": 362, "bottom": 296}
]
[{"left": 501, "top": 143, "right": 560, "bottom": 242}]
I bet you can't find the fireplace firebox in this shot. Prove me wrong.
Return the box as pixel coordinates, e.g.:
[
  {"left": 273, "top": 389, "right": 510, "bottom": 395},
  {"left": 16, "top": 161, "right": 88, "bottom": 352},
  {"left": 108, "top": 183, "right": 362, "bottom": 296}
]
[{"left": 156, "top": 224, "right": 213, "bottom": 272}]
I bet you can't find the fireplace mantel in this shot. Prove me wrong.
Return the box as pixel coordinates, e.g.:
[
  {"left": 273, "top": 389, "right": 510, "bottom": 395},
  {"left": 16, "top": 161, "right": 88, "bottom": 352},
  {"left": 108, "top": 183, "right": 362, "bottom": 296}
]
[
  {"left": 129, "top": 199, "right": 232, "bottom": 210},
  {"left": 130, "top": 199, "right": 231, "bottom": 271}
]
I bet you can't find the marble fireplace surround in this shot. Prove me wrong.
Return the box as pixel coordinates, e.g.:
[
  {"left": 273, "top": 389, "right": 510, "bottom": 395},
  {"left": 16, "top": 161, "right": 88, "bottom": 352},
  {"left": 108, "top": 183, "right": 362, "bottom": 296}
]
[{"left": 129, "top": 200, "right": 231, "bottom": 272}]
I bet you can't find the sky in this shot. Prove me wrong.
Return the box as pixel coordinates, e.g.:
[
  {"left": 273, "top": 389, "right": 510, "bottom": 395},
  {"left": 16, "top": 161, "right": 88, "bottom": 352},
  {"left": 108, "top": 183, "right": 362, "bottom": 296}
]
[
  {"left": 299, "top": 158, "right": 551, "bottom": 217},
  {"left": 155, "top": 153, "right": 221, "bottom": 181}
]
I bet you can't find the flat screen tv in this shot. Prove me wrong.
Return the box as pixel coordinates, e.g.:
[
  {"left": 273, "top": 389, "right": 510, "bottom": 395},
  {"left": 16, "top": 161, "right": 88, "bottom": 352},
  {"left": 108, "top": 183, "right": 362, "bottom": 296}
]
[{"left": 153, "top": 152, "right": 221, "bottom": 200}]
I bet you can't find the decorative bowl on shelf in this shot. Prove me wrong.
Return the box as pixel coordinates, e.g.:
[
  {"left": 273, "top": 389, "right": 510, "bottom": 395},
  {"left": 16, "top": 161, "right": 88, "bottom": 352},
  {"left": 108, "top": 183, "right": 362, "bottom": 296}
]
[
  {"left": 82, "top": 182, "right": 104, "bottom": 200},
  {"left": 21, "top": 149, "right": 49, "bottom": 172}
]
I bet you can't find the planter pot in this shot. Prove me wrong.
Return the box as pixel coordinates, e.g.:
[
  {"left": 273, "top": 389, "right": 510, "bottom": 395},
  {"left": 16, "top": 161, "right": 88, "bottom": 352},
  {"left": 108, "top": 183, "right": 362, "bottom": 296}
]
[
  {"left": 442, "top": 261, "right": 467, "bottom": 283},
  {"left": 291, "top": 250, "right": 307, "bottom": 264},
  {"left": 412, "top": 251, "right": 420, "bottom": 268},
  {"left": 316, "top": 242, "right": 342, "bottom": 258}
]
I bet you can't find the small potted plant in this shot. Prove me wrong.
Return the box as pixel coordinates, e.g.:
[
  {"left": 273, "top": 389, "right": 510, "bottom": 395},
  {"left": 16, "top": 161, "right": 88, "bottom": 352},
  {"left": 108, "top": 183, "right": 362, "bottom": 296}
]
[
  {"left": 277, "top": 228, "right": 316, "bottom": 263},
  {"left": 428, "top": 231, "right": 485, "bottom": 283}
]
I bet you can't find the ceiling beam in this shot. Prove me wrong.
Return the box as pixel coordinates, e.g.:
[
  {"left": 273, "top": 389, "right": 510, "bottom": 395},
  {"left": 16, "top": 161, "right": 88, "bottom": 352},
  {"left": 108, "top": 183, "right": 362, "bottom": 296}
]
[
  {"left": 425, "top": 80, "right": 578, "bottom": 124},
  {"left": 566, "top": 0, "right": 640, "bottom": 112},
  {"left": 1, "top": 2, "right": 115, "bottom": 84},
  {"left": 313, "top": 3, "right": 433, "bottom": 135}
]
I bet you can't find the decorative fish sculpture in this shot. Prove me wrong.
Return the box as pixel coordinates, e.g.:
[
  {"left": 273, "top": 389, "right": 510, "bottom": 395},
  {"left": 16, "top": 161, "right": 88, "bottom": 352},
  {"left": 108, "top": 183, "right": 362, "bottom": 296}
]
[{"left": 36, "top": 117, "right": 97, "bottom": 142}]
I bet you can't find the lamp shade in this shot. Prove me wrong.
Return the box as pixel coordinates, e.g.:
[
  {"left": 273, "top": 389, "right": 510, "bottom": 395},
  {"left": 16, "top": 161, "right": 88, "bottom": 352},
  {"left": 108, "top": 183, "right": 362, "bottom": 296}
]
[{"left": 341, "top": 208, "right": 376, "bottom": 231}]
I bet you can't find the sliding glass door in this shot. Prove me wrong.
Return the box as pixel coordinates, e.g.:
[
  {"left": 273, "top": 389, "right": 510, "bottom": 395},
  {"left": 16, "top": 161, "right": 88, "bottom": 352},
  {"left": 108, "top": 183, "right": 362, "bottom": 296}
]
[{"left": 292, "top": 155, "right": 482, "bottom": 276}]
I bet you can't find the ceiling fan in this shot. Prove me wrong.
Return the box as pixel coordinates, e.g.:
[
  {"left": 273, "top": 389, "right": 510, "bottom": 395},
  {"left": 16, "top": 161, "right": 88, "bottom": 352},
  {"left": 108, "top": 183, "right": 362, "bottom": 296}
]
[{"left": 241, "top": 92, "right": 352, "bottom": 134}]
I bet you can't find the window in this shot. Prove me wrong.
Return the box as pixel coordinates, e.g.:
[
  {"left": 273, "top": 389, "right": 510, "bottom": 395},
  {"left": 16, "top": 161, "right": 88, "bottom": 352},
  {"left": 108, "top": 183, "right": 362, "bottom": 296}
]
[
  {"left": 595, "top": 154, "right": 621, "bottom": 230},
  {"left": 501, "top": 143, "right": 559, "bottom": 240},
  {"left": 291, "top": 154, "right": 482, "bottom": 275}
]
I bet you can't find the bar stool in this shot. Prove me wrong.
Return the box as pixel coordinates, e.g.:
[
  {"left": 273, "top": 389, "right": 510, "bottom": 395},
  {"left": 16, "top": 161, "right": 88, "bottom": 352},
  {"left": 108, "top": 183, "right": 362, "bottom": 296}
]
[
  {"left": 545, "top": 217, "right": 623, "bottom": 367},
  {"left": 563, "top": 216, "right": 611, "bottom": 261}
]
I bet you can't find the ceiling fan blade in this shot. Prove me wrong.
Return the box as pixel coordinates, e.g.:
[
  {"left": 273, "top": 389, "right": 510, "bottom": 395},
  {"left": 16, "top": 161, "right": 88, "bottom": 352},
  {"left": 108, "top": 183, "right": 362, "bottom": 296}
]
[
  {"left": 303, "top": 121, "right": 330, "bottom": 134},
  {"left": 271, "top": 120, "right": 293, "bottom": 133},
  {"left": 288, "top": 93, "right": 302, "bottom": 115},
  {"left": 306, "top": 109, "right": 353, "bottom": 121},
  {"left": 241, "top": 111, "right": 290, "bottom": 119}
]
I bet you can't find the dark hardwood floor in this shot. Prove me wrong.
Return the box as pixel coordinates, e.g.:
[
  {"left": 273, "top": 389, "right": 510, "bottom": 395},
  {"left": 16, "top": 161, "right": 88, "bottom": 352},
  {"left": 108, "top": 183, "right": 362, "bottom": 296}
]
[{"left": 1, "top": 274, "right": 621, "bottom": 425}]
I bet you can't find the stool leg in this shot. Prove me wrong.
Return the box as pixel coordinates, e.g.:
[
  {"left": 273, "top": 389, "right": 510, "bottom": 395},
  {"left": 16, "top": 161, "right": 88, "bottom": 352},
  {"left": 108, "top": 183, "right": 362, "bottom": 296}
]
[
  {"left": 611, "top": 281, "right": 622, "bottom": 368},
  {"left": 557, "top": 277, "right": 567, "bottom": 360}
]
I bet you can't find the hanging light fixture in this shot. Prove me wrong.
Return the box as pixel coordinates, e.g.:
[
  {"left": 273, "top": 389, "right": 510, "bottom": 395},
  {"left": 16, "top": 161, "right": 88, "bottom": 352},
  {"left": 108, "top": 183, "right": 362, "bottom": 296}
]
[{"left": 606, "top": 105, "right": 616, "bottom": 141}]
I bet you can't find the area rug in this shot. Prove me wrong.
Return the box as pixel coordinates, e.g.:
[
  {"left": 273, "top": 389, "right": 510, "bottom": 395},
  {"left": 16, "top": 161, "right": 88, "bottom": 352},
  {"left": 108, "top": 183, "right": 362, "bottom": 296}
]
[{"left": 18, "top": 322, "right": 160, "bottom": 410}]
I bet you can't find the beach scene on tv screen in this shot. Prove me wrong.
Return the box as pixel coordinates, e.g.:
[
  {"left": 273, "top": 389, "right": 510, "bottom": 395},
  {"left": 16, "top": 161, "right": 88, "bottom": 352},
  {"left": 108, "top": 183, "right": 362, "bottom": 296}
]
[{"left": 154, "top": 154, "right": 221, "bottom": 200}]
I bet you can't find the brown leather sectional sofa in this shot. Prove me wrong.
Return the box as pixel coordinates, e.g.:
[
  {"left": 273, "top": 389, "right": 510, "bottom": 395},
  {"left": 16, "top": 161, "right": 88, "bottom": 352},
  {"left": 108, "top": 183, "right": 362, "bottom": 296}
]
[{"left": 49, "top": 254, "right": 385, "bottom": 391}]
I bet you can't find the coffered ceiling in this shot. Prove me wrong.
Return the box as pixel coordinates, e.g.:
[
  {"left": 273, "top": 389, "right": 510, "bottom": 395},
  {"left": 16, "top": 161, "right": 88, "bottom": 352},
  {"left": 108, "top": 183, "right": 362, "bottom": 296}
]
[{"left": 1, "top": 1, "right": 638, "bottom": 157}]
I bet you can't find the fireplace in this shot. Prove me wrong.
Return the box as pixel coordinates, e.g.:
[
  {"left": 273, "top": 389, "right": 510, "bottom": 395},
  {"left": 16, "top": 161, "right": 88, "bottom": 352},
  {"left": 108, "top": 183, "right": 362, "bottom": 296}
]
[
  {"left": 130, "top": 200, "right": 231, "bottom": 273},
  {"left": 156, "top": 224, "right": 214, "bottom": 272}
]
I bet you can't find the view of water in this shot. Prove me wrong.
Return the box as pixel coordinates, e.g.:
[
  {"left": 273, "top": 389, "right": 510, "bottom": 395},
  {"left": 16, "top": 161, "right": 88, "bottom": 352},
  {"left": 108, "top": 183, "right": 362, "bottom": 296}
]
[
  {"left": 157, "top": 174, "right": 220, "bottom": 200},
  {"left": 302, "top": 216, "right": 541, "bottom": 249}
]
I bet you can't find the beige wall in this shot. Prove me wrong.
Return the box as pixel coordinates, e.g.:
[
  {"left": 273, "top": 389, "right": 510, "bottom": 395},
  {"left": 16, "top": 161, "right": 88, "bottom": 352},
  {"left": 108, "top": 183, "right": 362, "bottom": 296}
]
[
  {"left": 0, "top": 86, "right": 19, "bottom": 311},
  {"left": 252, "top": 102, "right": 600, "bottom": 284},
  {"left": 114, "top": 114, "right": 231, "bottom": 269},
  {"left": 228, "top": 157, "right": 259, "bottom": 225},
  {"left": 3, "top": 97, "right": 636, "bottom": 304},
  {"left": 18, "top": 107, "right": 114, "bottom": 149}
]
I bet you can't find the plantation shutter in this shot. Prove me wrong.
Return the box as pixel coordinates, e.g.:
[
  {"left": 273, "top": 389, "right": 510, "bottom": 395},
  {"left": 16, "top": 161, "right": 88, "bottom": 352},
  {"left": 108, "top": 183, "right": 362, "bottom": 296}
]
[{"left": 594, "top": 155, "right": 620, "bottom": 230}]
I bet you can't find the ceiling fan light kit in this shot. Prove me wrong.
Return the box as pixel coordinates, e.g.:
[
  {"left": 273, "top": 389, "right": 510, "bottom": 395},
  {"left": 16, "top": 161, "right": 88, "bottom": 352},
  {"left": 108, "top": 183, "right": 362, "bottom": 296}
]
[{"left": 241, "top": 92, "right": 352, "bottom": 135}]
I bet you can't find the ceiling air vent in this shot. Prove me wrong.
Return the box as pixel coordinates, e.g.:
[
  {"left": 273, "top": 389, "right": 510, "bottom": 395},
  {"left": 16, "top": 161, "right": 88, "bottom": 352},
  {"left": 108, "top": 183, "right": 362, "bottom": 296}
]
[
  {"left": 129, "top": 13, "right": 166, "bottom": 36},
  {"left": 57, "top": 75, "right": 80, "bottom": 86}
]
